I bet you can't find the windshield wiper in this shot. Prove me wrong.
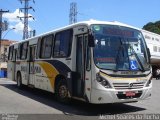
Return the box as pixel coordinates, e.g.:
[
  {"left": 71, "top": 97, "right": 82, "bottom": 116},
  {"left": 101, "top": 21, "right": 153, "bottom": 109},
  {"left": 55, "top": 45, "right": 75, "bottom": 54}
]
[
  {"left": 128, "top": 43, "right": 145, "bottom": 72},
  {"left": 114, "top": 38, "right": 145, "bottom": 72}
]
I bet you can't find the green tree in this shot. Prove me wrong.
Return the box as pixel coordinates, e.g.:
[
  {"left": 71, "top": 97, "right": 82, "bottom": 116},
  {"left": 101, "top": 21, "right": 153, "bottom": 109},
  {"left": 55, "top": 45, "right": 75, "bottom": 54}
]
[{"left": 143, "top": 20, "right": 160, "bottom": 35}]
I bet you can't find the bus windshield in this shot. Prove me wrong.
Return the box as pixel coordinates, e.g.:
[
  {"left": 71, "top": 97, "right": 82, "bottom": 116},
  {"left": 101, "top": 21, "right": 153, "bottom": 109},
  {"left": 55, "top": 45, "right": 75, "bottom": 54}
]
[{"left": 91, "top": 24, "right": 150, "bottom": 71}]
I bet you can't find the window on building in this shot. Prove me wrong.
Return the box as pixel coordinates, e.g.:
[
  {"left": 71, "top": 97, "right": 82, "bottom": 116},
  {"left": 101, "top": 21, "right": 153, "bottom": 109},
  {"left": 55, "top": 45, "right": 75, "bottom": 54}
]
[
  {"left": 156, "top": 38, "right": 159, "bottom": 42},
  {"left": 20, "top": 42, "right": 28, "bottom": 60},
  {"left": 158, "top": 47, "right": 160, "bottom": 52},
  {"left": 53, "top": 29, "right": 73, "bottom": 57},
  {"left": 40, "top": 35, "right": 53, "bottom": 58},
  {"left": 153, "top": 46, "right": 157, "bottom": 52}
]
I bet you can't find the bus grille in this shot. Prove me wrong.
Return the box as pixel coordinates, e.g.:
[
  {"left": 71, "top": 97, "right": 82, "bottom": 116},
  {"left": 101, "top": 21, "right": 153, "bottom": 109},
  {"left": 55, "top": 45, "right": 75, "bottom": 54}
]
[{"left": 113, "top": 82, "right": 145, "bottom": 90}]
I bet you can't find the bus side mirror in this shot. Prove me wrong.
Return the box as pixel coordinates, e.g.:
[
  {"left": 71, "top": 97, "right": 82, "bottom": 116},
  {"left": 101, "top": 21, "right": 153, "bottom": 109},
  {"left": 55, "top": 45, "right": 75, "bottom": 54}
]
[
  {"left": 147, "top": 48, "right": 151, "bottom": 63},
  {"left": 88, "top": 34, "right": 95, "bottom": 47}
]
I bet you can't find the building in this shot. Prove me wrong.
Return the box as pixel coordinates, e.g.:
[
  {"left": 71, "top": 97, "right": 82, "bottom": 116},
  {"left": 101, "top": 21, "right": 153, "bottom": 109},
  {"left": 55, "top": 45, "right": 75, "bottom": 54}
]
[
  {"left": 141, "top": 30, "right": 160, "bottom": 77},
  {"left": 0, "top": 39, "right": 17, "bottom": 70}
]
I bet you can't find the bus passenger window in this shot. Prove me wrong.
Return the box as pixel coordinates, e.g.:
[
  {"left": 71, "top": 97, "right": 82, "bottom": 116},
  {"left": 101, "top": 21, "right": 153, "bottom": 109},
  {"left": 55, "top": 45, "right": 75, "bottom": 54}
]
[
  {"left": 40, "top": 35, "right": 53, "bottom": 58},
  {"left": 20, "top": 42, "right": 28, "bottom": 60},
  {"left": 53, "top": 29, "right": 73, "bottom": 57}
]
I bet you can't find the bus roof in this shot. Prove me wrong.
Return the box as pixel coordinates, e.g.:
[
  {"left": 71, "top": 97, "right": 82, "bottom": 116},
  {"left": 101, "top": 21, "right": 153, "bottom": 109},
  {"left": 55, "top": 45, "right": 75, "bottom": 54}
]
[{"left": 10, "top": 19, "right": 141, "bottom": 45}]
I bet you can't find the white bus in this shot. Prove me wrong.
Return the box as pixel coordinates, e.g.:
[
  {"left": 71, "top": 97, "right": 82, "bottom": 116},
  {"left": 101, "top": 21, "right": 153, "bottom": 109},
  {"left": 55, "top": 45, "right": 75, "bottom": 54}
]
[{"left": 7, "top": 20, "right": 152, "bottom": 103}]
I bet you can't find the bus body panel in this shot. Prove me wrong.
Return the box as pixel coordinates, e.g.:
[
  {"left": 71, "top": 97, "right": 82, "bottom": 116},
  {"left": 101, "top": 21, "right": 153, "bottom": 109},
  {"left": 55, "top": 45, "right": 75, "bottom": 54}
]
[
  {"left": 90, "top": 68, "right": 152, "bottom": 103},
  {"left": 7, "top": 45, "right": 18, "bottom": 81},
  {"left": 91, "top": 86, "right": 152, "bottom": 104},
  {"left": 7, "top": 61, "right": 14, "bottom": 80}
]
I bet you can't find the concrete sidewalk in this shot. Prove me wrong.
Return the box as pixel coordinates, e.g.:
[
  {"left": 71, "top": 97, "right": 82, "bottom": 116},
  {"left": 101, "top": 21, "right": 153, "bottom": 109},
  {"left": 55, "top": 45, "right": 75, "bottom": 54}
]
[{"left": 0, "top": 78, "right": 16, "bottom": 84}]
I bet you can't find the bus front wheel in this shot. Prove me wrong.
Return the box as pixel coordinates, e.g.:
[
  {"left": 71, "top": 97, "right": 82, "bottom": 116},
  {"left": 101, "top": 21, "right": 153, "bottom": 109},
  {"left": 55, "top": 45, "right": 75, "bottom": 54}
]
[{"left": 55, "top": 80, "right": 70, "bottom": 103}]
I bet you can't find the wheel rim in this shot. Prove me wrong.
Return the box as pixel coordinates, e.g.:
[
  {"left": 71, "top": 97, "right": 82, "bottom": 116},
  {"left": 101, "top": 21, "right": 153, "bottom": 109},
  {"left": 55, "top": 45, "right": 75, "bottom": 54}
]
[{"left": 59, "top": 85, "right": 68, "bottom": 99}]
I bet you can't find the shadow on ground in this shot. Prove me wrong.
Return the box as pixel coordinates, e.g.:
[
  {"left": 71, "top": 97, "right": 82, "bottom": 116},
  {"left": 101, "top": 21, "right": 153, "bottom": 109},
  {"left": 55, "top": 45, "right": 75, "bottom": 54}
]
[{"left": 2, "top": 83, "right": 146, "bottom": 116}]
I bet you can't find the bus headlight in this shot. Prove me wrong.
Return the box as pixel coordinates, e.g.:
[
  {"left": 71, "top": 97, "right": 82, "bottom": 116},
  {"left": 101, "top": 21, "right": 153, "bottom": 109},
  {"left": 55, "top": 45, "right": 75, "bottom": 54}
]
[
  {"left": 96, "top": 73, "right": 112, "bottom": 88},
  {"left": 102, "top": 80, "right": 112, "bottom": 88}
]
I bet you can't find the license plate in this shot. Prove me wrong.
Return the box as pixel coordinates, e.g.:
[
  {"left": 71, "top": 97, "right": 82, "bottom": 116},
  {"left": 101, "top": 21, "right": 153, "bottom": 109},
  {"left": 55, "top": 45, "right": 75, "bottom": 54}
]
[{"left": 126, "top": 91, "right": 136, "bottom": 97}]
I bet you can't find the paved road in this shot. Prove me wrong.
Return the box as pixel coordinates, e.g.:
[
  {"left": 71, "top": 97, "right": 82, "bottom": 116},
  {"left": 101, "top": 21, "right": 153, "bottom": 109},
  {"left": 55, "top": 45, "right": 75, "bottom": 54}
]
[{"left": 0, "top": 78, "right": 160, "bottom": 120}]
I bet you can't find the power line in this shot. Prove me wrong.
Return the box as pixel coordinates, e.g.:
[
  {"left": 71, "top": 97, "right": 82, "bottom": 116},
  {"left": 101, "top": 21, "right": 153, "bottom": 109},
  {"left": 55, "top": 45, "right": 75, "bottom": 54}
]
[{"left": 18, "top": 0, "right": 35, "bottom": 40}]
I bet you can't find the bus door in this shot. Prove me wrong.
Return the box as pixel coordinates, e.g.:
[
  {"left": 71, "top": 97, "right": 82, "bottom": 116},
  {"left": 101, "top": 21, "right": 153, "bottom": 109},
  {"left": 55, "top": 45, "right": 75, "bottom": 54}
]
[
  {"left": 73, "top": 34, "right": 91, "bottom": 99},
  {"left": 7, "top": 47, "right": 16, "bottom": 81},
  {"left": 11, "top": 49, "right": 17, "bottom": 81},
  {"left": 27, "top": 45, "right": 36, "bottom": 86}
]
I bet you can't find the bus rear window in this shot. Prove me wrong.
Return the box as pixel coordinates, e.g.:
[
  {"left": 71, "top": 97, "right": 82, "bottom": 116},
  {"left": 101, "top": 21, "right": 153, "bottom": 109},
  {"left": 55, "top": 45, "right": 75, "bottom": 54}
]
[{"left": 8, "top": 46, "right": 14, "bottom": 60}]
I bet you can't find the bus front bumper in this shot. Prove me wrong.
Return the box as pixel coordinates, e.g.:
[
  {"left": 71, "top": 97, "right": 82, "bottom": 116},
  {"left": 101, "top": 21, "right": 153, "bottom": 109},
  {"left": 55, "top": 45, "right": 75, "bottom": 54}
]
[{"left": 90, "top": 87, "right": 152, "bottom": 104}]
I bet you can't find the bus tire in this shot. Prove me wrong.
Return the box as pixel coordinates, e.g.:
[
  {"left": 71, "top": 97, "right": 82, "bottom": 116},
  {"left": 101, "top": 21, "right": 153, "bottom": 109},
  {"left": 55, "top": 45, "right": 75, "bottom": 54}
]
[
  {"left": 55, "top": 79, "right": 70, "bottom": 103},
  {"left": 17, "top": 72, "right": 23, "bottom": 88}
]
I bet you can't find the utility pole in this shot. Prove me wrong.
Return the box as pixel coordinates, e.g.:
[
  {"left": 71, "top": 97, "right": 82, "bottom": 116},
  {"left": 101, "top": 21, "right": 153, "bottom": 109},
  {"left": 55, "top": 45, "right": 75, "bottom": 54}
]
[
  {"left": 69, "top": 2, "right": 77, "bottom": 24},
  {"left": 0, "top": 9, "right": 9, "bottom": 68},
  {"left": 18, "top": 0, "right": 35, "bottom": 40}
]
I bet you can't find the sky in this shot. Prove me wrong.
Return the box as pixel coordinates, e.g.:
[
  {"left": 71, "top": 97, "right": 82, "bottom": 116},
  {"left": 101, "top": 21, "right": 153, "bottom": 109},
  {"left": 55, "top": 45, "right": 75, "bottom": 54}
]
[{"left": 0, "top": 0, "right": 160, "bottom": 41}]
